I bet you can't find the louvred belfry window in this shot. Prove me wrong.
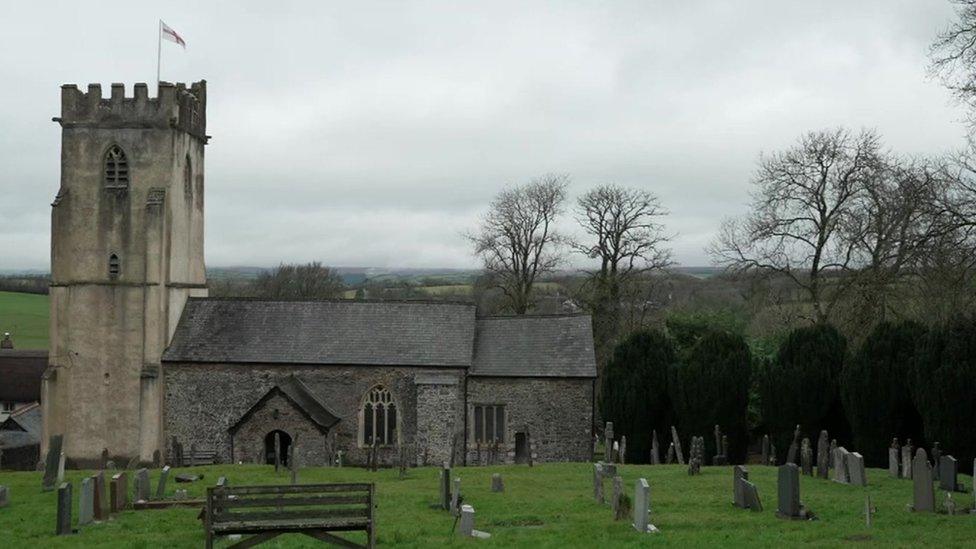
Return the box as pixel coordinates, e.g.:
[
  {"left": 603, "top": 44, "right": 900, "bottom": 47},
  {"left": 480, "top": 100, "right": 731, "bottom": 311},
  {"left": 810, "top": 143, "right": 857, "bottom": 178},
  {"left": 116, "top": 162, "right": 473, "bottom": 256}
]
[
  {"left": 361, "top": 386, "right": 397, "bottom": 446},
  {"left": 104, "top": 145, "right": 129, "bottom": 189}
]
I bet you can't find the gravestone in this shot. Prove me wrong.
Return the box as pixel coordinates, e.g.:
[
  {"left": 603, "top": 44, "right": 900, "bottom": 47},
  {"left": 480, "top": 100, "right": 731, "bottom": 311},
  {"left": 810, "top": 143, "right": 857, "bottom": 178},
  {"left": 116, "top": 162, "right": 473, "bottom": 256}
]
[
  {"left": 619, "top": 436, "right": 627, "bottom": 465},
  {"left": 931, "top": 442, "right": 942, "bottom": 481},
  {"left": 42, "top": 434, "right": 64, "bottom": 491},
  {"left": 56, "top": 482, "right": 73, "bottom": 535},
  {"left": 650, "top": 430, "right": 660, "bottom": 465},
  {"left": 612, "top": 441, "right": 620, "bottom": 464},
  {"left": 491, "top": 473, "right": 504, "bottom": 493},
  {"left": 110, "top": 472, "right": 128, "bottom": 513},
  {"left": 134, "top": 468, "right": 150, "bottom": 502},
  {"left": 155, "top": 466, "right": 170, "bottom": 499},
  {"left": 911, "top": 448, "right": 935, "bottom": 512},
  {"left": 440, "top": 464, "right": 451, "bottom": 510},
  {"left": 741, "top": 479, "right": 763, "bottom": 512},
  {"left": 57, "top": 452, "right": 66, "bottom": 485},
  {"left": 943, "top": 492, "right": 956, "bottom": 515},
  {"left": 152, "top": 450, "right": 161, "bottom": 469},
  {"left": 865, "top": 494, "right": 874, "bottom": 527},
  {"left": 732, "top": 465, "right": 749, "bottom": 508},
  {"left": 451, "top": 477, "right": 461, "bottom": 516},
  {"left": 671, "top": 426, "right": 685, "bottom": 465},
  {"left": 833, "top": 447, "right": 850, "bottom": 484},
  {"left": 762, "top": 435, "right": 770, "bottom": 466},
  {"left": 776, "top": 464, "right": 802, "bottom": 519},
  {"left": 217, "top": 476, "right": 227, "bottom": 487},
  {"left": 0, "top": 485, "right": 8, "bottom": 508},
  {"left": 786, "top": 424, "right": 801, "bottom": 465},
  {"left": 800, "top": 438, "right": 813, "bottom": 476},
  {"left": 847, "top": 452, "right": 867, "bottom": 487},
  {"left": 712, "top": 425, "right": 727, "bottom": 465},
  {"left": 769, "top": 443, "right": 777, "bottom": 466},
  {"left": 93, "top": 472, "right": 107, "bottom": 520},
  {"left": 593, "top": 463, "right": 605, "bottom": 503},
  {"left": 611, "top": 475, "right": 623, "bottom": 519},
  {"left": 665, "top": 443, "right": 675, "bottom": 464},
  {"left": 901, "top": 440, "right": 914, "bottom": 479},
  {"left": 79, "top": 477, "right": 94, "bottom": 526},
  {"left": 888, "top": 439, "right": 900, "bottom": 478},
  {"left": 939, "top": 455, "right": 958, "bottom": 492},
  {"left": 603, "top": 462, "right": 617, "bottom": 476},
  {"left": 688, "top": 436, "right": 703, "bottom": 476},
  {"left": 632, "top": 478, "right": 658, "bottom": 533},
  {"left": 604, "top": 422, "right": 614, "bottom": 463},
  {"left": 458, "top": 504, "right": 491, "bottom": 539},
  {"left": 100, "top": 448, "right": 109, "bottom": 470},
  {"left": 829, "top": 439, "right": 837, "bottom": 470}
]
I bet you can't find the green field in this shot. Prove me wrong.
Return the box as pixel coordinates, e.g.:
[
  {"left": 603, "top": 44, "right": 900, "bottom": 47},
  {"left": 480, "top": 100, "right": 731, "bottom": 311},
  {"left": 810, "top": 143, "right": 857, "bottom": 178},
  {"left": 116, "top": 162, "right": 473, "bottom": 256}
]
[
  {"left": 0, "top": 291, "right": 49, "bottom": 349},
  {"left": 0, "top": 463, "right": 972, "bottom": 547}
]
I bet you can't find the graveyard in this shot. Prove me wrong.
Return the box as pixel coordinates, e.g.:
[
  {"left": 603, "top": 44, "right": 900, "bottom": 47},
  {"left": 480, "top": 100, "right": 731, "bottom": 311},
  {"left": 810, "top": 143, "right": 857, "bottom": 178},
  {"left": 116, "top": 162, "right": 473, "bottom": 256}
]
[{"left": 0, "top": 461, "right": 973, "bottom": 547}]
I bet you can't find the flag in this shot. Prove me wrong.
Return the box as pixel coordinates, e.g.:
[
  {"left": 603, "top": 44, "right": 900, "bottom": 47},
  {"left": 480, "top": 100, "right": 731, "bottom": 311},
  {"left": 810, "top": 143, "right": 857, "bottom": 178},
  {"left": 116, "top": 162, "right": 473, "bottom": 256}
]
[{"left": 161, "top": 21, "right": 186, "bottom": 49}]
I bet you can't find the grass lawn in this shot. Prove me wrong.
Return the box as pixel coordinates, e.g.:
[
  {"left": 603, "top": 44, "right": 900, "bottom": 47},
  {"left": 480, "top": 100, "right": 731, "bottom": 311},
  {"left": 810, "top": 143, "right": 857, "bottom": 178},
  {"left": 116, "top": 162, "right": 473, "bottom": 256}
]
[
  {"left": 0, "top": 291, "right": 49, "bottom": 349},
  {"left": 0, "top": 463, "right": 973, "bottom": 547}
]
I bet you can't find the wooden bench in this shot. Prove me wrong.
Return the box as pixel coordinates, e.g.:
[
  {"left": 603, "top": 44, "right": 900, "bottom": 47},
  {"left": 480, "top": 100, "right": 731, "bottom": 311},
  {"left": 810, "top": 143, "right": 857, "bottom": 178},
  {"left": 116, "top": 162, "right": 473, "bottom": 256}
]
[{"left": 204, "top": 483, "right": 375, "bottom": 548}]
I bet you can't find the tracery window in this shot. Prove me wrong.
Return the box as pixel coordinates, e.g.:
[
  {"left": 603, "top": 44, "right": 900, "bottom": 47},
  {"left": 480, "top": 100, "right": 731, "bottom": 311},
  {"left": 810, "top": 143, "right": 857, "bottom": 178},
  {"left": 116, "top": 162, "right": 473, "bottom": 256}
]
[
  {"left": 104, "top": 145, "right": 129, "bottom": 189},
  {"left": 361, "top": 386, "right": 397, "bottom": 446}
]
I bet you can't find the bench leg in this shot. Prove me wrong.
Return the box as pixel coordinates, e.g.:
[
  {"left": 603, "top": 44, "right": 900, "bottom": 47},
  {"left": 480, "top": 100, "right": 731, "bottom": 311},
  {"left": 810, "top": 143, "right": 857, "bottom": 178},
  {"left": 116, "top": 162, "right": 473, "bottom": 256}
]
[
  {"left": 227, "top": 531, "right": 282, "bottom": 548},
  {"left": 303, "top": 529, "right": 365, "bottom": 548}
]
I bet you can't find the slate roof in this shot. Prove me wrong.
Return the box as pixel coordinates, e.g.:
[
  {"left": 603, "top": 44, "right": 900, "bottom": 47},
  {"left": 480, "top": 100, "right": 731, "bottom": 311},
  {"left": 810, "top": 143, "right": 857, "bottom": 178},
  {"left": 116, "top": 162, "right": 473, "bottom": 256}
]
[
  {"left": 471, "top": 315, "right": 596, "bottom": 378},
  {"left": 163, "top": 298, "right": 476, "bottom": 367},
  {"left": 0, "top": 350, "right": 47, "bottom": 402},
  {"left": 0, "top": 403, "right": 41, "bottom": 449},
  {"left": 229, "top": 376, "right": 340, "bottom": 434}
]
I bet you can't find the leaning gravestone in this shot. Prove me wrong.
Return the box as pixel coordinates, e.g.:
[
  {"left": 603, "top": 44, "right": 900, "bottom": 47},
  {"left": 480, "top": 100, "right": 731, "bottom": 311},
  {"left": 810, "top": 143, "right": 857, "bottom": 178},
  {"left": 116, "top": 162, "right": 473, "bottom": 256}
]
[
  {"left": 741, "top": 479, "right": 763, "bottom": 512},
  {"left": 632, "top": 478, "right": 658, "bottom": 533},
  {"left": 79, "top": 477, "right": 94, "bottom": 526},
  {"left": 93, "top": 472, "right": 108, "bottom": 520},
  {"left": 833, "top": 447, "right": 850, "bottom": 484},
  {"left": 155, "top": 466, "right": 170, "bottom": 499},
  {"left": 800, "top": 438, "right": 813, "bottom": 476},
  {"left": 786, "top": 424, "right": 801, "bottom": 465},
  {"left": 911, "top": 448, "right": 935, "bottom": 512},
  {"left": 888, "top": 439, "right": 900, "bottom": 478},
  {"left": 732, "top": 466, "right": 749, "bottom": 508},
  {"left": 56, "top": 482, "right": 73, "bottom": 535},
  {"left": 42, "top": 435, "right": 64, "bottom": 491},
  {"left": 134, "top": 468, "right": 150, "bottom": 502},
  {"left": 939, "top": 455, "right": 958, "bottom": 492},
  {"left": 847, "top": 452, "right": 867, "bottom": 487},
  {"left": 671, "top": 426, "right": 685, "bottom": 465},
  {"left": 776, "top": 464, "right": 803, "bottom": 519},
  {"left": 650, "top": 430, "right": 660, "bottom": 465}
]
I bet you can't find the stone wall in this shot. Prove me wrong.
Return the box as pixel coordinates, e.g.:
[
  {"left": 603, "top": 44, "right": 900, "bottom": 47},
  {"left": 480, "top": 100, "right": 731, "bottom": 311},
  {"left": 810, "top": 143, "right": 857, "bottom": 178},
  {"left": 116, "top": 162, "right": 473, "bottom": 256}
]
[
  {"left": 163, "top": 363, "right": 466, "bottom": 466},
  {"left": 414, "top": 373, "right": 465, "bottom": 466},
  {"left": 465, "top": 377, "right": 593, "bottom": 464},
  {"left": 231, "top": 392, "right": 328, "bottom": 467}
]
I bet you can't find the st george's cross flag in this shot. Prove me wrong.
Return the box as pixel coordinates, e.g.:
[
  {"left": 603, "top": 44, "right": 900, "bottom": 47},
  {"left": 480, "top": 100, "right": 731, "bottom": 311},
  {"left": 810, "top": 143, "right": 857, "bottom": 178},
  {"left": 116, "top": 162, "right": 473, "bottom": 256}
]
[{"left": 160, "top": 20, "right": 186, "bottom": 48}]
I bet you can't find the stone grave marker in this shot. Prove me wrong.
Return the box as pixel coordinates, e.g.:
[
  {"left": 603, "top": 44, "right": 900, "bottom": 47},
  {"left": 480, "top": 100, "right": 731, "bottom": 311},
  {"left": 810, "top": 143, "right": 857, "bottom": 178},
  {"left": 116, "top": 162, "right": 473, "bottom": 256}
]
[
  {"left": 762, "top": 435, "right": 770, "bottom": 466},
  {"left": 712, "top": 425, "right": 727, "bottom": 465},
  {"left": 833, "top": 447, "right": 850, "bottom": 484},
  {"left": 611, "top": 475, "right": 623, "bottom": 519},
  {"left": 451, "top": 477, "right": 461, "bottom": 516},
  {"left": 943, "top": 492, "right": 956, "bottom": 515},
  {"left": 56, "top": 482, "right": 73, "bottom": 535},
  {"left": 931, "top": 442, "right": 942, "bottom": 481},
  {"left": 491, "top": 473, "right": 504, "bottom": 493},
  {"left": 742, "top": 479, "right": 763, "bottom": 512},
  {"left": 152, "top": 449, "right": 161, "bottom": 469},
  {"left": 818, "top": 431, "right": 831, "bottom": 479},
  {"left": 776, "top": 464, "right": 800, "bottom": 518},
  {"left": 42, "top": 434, "right": 63, "bottom": 491},
  {"left": 828, "top": 439, "right": 837, "bottom": 470},
  {"left": 911, "top": 448, "right": 935, "bottom": 512},
  {"left": 217, "top": 476, "right": 227, "bottom": 487},
  {"left": 134, "top": 468, "right": 150, "bottom": 502},
  {"left": 57, "top": 452, "right": 66, "bottom": 485},
  {"left": 604, "top": 422, "right": 614, "bottom": 463},
  {"left": 619, "top": 436, "right": 627, "bottom": 465},
  {"left": 0, "top": 485, "right": 8, "bottom": 508},
  {"left": 800, "top": 438, "right": 813, "bottom": 476},
  {"left": 632, "top": 478, "right": 658, "bottom": 533},
  {"left": 732, "top": 466, "right": 748, "bottom": 508},
  {"left": 79, "top": 477, "right": 94, "bottom": 526},
  {"left": 786, "top": 424, "right": 801, "bottom": 465},
  {"left": 155, "top": 466, "right": 170, "bottom": 499},
  {"left": 93, "top": 472, "right": 108, "bottom": 520},
  {"left": 939, "top": 455, "right": 958, "bottom": 492},
  {"left": 593, "top": 463, "right": 605, "bottom": 503},
  {"left": 665, "top": 443, "right": 675, "bottom": 464},
  {"left": 650, "top": 430, "right": 660, "bottom": 465},
  {"left": 458, "top": 504, "right": 491, "bottom": 539},
  {"left": 865, "top": 495, "right": 874, "bottom": 527},
  {"left": 769, "top": 443, "right": 777, "bottom": 466},
  {"left": 110, "top": 472, "right": 128, "bottom": 513},
  {"left": 888, "top": 439, "right": 900, "bottom": 478},
  {"left": 100, "top": 448, "right": 109, "bottom": 470},
  {"left": 440, "top": 464, "right": 451, "bottom": 510},
  {"left": 847, "top": 452, "right": 867, "bottom": 486},
  {"left": 671, "top": 426, "right": 685, "bottom": 465},
  {"left": 901, "top": 440, "right": 914, "bottom": 479},
  {"left": 612, "top": 441, "right": 620, "bottom": 464}
]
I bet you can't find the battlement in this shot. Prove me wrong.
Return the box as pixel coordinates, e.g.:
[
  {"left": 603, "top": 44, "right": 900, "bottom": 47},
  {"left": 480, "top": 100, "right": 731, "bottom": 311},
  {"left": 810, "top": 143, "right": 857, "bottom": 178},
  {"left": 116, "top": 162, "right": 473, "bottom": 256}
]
[{"left": 58, "top": 81, "right": 207, "bottom": 140}]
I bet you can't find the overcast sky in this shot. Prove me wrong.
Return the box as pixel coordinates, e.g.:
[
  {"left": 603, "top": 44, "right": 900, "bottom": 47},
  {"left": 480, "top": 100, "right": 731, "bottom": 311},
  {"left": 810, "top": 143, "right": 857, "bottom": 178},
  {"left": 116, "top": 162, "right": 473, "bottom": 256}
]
[{"left": 0, "top": 1, "right": 970, "bottom": 271}]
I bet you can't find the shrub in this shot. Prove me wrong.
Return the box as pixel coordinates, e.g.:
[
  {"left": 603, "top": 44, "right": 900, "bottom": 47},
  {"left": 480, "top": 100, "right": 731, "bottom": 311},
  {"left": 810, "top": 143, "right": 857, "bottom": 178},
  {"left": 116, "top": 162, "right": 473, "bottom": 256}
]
[
  {"left": 599, "top": 329, "right": 675, "bottom": 463},
  {"left": 669, "top": 329, "right": 752, "bottom": 463},
  {"left": 759, "top": 323, "right": 848, "bottom": 458},
  {"left": 841, "top": 321, "right": 927, "bottom": 466},
  {"left": 911, "top": 315, "right": 976, "bottom": 472}
]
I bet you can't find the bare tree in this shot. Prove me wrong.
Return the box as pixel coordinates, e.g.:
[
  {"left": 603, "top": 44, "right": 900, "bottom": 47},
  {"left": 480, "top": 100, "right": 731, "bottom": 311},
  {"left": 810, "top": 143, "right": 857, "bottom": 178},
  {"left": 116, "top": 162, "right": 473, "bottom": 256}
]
[
  {"left": 709, "top": 128, "right": 883, "bottom": 324},
  {"left": 573, "top": 185, "right": 673, "bottom": 362},
  {"left": 930, "top": 0, "right": 976, "bottom": 124},
  {"left": 469, "top": 174, "right": 568, "bottom": 314},
  {"left": 253, "top": 262, "right": 346, "bottom": 299}
]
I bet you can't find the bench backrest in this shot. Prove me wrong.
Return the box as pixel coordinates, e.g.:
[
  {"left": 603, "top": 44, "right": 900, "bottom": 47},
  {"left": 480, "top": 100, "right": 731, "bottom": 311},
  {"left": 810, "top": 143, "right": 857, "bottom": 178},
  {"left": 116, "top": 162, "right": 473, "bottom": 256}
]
[{"left": 206, "top": 483, "right": 374, "bottom": 527}]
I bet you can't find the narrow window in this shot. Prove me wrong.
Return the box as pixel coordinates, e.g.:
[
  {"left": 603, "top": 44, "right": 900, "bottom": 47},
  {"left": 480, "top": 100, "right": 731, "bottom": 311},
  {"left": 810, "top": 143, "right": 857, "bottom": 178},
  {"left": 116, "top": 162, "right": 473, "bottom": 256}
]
[
  {"left": 472, "top": 405, "right": 505, "bottom": 444},
  {"left": 104, "top": 145, "right": 129, "bottom": 189},
  {"left": 108, "top": 254, "right": 120, "bottom": 278},
  {"left": 361, "top": 386, "right": 397, "bottom": 446},
  {"left": 184, "top": 155, "right": 192, "bottom": 197}
]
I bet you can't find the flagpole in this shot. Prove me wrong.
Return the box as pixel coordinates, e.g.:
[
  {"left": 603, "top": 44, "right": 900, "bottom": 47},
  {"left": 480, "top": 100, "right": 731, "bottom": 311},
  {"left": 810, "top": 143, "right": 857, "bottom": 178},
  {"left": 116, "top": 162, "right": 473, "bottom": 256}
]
[{"left": 156, "top": 19, "right": 162, "bottom": 85}]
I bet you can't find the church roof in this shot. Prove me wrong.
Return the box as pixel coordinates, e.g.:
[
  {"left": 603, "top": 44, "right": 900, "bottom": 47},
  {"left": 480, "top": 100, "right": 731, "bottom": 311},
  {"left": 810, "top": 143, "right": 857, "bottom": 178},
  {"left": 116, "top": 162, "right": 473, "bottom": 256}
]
[
  {"left": 162, "top": 298, "right": 477, "bottom": 367},
  {"left": 0, "top": 350, "right": 47, "bottom": 402},
  {"left": 471, "top": 315, "right": 596, "bottom": 378},
  {"left": 228, "top": 376, "right": 340, "bottom": 434}
]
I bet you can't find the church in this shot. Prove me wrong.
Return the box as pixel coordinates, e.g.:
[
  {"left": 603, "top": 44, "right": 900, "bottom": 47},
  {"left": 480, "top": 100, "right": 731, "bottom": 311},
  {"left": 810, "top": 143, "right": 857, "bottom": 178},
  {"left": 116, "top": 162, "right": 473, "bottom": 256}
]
[{"left": 41, "top": 80, "right": 596, "bottom": 468}]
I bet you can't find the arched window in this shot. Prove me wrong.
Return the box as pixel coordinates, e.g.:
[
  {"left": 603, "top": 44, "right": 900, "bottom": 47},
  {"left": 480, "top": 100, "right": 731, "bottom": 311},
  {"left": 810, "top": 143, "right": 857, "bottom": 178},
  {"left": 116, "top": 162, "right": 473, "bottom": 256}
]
[
  {"left": 108, "top": 253, "right": 120, "bottom": 278},
  {"left": 104, "top": 145, "right": 129, "bottom": 189},
  {"left": 360, "top": 386, "right": 397, "bottom": 446}
]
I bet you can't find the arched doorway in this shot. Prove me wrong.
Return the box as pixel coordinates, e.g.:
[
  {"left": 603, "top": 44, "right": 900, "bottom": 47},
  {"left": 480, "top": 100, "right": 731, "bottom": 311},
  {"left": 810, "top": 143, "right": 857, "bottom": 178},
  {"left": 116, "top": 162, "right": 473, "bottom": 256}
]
[{"left": 264, "top": 430, "right": 292, "bottom": 466}]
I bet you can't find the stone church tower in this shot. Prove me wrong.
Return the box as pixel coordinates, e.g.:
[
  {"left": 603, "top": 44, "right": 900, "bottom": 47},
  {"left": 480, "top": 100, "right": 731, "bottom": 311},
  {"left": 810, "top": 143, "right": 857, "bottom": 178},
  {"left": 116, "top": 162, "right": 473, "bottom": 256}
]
[{"left": 42, "top": 81, "right": 208, "bottom": 466}]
